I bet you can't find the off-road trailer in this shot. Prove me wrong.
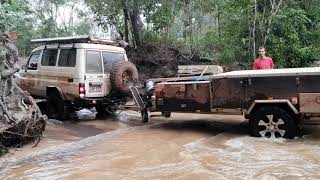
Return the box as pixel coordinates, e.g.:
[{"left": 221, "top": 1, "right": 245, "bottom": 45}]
[{"left": 129, "top": 67, "right": 320, "bottom": 139}]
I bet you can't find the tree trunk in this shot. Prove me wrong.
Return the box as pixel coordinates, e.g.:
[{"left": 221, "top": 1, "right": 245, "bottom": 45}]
[
  {"left": 68, "top": 1, "right": 76, "bottom": 28},
  {"left": 122, "top": 0, "right": 129, "bottom": 42},
  {"left": 216, "top": 5, "right": 221, "bottom": 37},
  {"left": 129, "top": 7, "right": 141, "bottom": 47},
  {"left": 188, "top": 1, "right": 193, "bottom": 53},
  {"left": 253, "top": 0, "right": 257, "bottom": 59},
  {"left": 263, "top": 0, "right": 283, "bottom": 46},
  {"left": 53, "top": 3, "right": 58, "bottom": 36}
]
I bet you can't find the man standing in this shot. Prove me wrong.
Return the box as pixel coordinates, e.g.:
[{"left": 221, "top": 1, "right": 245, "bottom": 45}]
[{"left": 253, "top": 47, "right": 274, "bottom": 70}]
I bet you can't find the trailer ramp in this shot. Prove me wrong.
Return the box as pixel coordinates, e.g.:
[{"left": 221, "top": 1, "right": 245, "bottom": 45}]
[{"left": 129, "top": 86, "right": 146, "bottom": 109}]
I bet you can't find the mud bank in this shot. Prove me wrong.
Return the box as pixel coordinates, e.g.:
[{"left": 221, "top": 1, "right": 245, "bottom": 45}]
[{"left": 127, "top": 44, "right": 215, "bottom": 81}]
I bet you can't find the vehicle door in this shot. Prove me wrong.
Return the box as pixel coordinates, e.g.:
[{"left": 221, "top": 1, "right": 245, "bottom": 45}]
[
  {"left": 85, "top": 50, "right": 105, "bottom": 97},
  {"left": 18, "top": 50, "right": 42, "bottom": 96},
  {"left": 55, "top": 48, "right": 78, "bottom": 99},
  {"left": 38, "top": 48, "right": 59, "bottom": 97},
  {"left": 102, "top": 51, "right": 126, "bottom": 95}
]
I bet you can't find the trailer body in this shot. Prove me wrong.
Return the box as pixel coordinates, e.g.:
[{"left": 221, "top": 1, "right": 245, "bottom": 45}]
[
  {"left": 154, "top": 68, "right": 320, "bottom": 114},
  {"left": 149, "top": 67, "right": 320, "bottom": 138}
]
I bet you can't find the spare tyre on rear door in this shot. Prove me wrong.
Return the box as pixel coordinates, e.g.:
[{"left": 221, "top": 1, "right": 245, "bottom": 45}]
[{"left": 110, "top": 61, "right": 139, "bottom": 94}]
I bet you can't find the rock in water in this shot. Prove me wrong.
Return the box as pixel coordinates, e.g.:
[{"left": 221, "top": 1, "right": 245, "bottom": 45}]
[{"left": 0, "top": 37, "right": 46, "bottom": 153}]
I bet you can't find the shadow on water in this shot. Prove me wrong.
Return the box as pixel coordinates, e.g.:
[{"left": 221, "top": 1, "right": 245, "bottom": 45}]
[{"left": 150, "top": 119, "right": 250, "bottom": 136}]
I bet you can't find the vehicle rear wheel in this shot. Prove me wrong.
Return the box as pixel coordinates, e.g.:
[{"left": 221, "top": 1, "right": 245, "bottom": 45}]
[
  {"left": 95, "top": 105, "right": 114, "bottom": 118},
  {"left": 47, "top": 91, "right": 70, "bottom": 120},
  {"left": 249, "top": 106, "right": 297, "bottom": 139}
]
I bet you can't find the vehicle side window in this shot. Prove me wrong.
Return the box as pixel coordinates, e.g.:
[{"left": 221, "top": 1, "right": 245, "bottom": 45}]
[
  {"left": 102, "top": 52, "right": 125, "bottom": 73},
  {"left": 27, "top": 51, "right": 41, "bottom": 70},
  {"left": 41, "top": 49, "right": 58, "bottom": 66},
  {"left": 58, "top": 49, "right": 76, "bottom": 67},
  {"left": 86, "top": 51, "right": 103, "bottom": 73}
]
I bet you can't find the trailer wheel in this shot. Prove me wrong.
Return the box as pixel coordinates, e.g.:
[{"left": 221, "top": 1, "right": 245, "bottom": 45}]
[
  {"left": 249, "top": 106, "right": 297, "bottom": 139},
  {"left": 141, "top": 110, "right": 148, "bottom": 123}
]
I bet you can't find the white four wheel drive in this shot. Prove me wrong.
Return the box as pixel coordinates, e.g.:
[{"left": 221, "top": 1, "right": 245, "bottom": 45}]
[{"left": 15, "top": 36, "right": 138, "bottom": 120}]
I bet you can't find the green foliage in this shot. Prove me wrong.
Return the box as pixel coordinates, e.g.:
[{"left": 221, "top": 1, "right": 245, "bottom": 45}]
[
  {"left": 1, "top": 0, "right": 320, "bottom": 68},
  {"left": 0, "top": 0, "right": 28, "bottom": 32},
  {"left": 0, "top": 0, "right": 35, "bottom": 56},
  {"left": 0, "top": 0, "right": 96, "bottom": 56},
  {"left": 268, "top": 7, "right": 320, "bottom": 68},
  {"left": 85, "top": 0, "right": 123, "bottom": 30},
  {"left": 148, "top": 4, "right": 173, "bottom": 32}
]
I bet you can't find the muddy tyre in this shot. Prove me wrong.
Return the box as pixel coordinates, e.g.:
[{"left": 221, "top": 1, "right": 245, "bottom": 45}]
[
  {"left": 162, "top": 112, "right": 171, "bottom": 118},
  {"left": 141, "top": 110, "right": 148, "bottom": 123},
  {"left": 110, "top": 61, "right": 139, "bottom": 94},
  {"left": 95, "top": 105, "right": 114, "bottom": 118},
  {"left": 249, "top": 106, "right": 297, "bottom": 139},
  {"left": 47, "top": 91, "right": 69, "bottom": 120}
]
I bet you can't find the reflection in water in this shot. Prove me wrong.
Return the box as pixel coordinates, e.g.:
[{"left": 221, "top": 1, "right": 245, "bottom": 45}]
[{"left": 1, "top": 112, "right": 320, "bottom": 179}]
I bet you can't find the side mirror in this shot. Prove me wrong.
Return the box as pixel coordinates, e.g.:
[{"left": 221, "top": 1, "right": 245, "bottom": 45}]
[
  {"left": 30, "top": 62, "right": 38, "bottom": 68},
  {"left": 27, "top": 63, "right": 38, "bottom": 70}
]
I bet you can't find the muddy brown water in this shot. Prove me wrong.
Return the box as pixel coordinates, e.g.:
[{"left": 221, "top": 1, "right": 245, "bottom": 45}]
[{"left": 0, "top": 110, "right": 320, "bottom": 179}]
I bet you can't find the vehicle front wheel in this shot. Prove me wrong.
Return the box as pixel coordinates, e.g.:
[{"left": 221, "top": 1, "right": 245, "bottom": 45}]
[{"left": 249, "top": 106, "right": 297, "bottom": 139}]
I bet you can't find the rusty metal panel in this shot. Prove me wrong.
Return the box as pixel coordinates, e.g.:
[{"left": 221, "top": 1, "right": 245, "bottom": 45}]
[
  {"left": 155, "top": 81, "right": 211, "bottom": 112},
  {"left": 212, "top": 78, "right": 244, "bottom": 109},
  {"left": 298, "top": 75, "right": 320, "bottom": 93},
  {"left": 300, "top": 93, "right": 320, "bottom": 113},
  {"left": 244, "top": 76, "right": 298, "bottom": 109}
]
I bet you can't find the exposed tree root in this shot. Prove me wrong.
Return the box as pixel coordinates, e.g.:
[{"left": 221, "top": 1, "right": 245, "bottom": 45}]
[{"left": 0, "top": 38, "right": 47, "bottom": 155}]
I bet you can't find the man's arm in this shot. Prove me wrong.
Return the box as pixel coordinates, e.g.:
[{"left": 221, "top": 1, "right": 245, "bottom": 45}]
[
  {"left": 253, "top": 60, "right": 258, "bottom": 70},
  {"left": 269, "top": 58, "right": 274, "bottom": 69}
]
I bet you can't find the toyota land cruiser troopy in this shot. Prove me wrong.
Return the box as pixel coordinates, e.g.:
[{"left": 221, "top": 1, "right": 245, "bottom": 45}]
[{"left": 15, "top": 35, "right": 138, "bottom": 120}]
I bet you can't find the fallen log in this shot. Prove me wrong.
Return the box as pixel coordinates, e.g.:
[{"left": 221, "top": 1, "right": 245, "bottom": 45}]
[{"left": 0, "top": 34, "right": 46, "bottom": 154}]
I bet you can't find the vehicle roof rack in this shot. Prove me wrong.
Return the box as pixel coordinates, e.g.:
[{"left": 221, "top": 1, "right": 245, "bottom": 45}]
[{"left": 31, "top": 35, "right": 118, "bottom": 46}]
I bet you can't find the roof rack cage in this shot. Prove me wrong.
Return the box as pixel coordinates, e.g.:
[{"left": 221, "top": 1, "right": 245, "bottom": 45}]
[{"left": 31, "top": 35, "right": 118, "bottom": 46}]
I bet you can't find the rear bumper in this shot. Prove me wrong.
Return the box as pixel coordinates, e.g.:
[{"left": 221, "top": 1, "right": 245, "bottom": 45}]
[{"left": 74, "top": 96, "right": 126, "bottom": 108}]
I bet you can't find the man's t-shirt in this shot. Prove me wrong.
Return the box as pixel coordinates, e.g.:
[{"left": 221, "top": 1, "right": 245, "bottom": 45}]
[{"left": 253, "top": 57, "right": 274, "bottom": 70}]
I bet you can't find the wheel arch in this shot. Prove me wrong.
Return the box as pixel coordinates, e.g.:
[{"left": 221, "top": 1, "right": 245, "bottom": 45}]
[
  {"left": 246, "top": 100, "right": 299, "bottom": 119},
  {"left": 46, "top": 86, "right": 65, "bottom": 100}
]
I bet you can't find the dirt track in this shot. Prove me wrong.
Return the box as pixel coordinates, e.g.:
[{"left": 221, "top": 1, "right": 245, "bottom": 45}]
[{"left": 1, "top": 110, "right": 320, "bottom": 179}]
